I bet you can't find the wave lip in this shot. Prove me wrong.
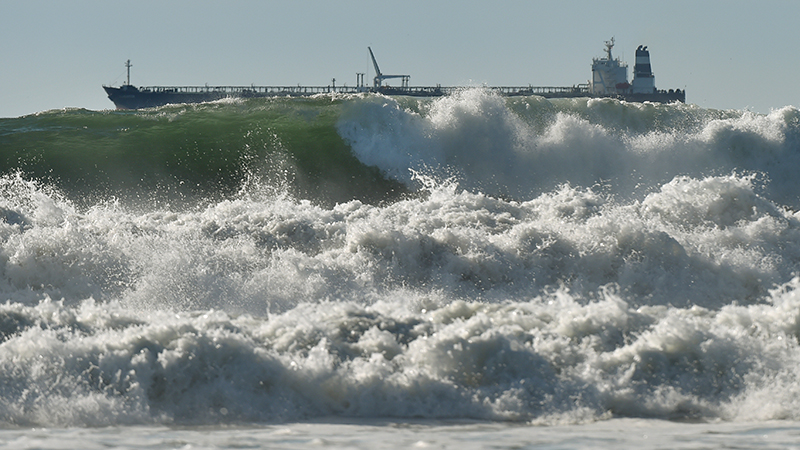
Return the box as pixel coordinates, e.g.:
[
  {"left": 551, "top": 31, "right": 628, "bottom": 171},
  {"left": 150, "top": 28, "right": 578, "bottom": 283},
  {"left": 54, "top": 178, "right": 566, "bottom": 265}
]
[{"left": 3, "top": 93, "right": 800, "bottom": 207}]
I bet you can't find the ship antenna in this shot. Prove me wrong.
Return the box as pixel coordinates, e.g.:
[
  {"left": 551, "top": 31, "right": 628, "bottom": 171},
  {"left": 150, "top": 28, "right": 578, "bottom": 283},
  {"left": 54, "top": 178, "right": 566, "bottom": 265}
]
[
  {"left": 125, "top": 59, "right": 132, "bottom": 86},
  {"left": 605, "top": 37, "right": 615, "bottom": 60}
]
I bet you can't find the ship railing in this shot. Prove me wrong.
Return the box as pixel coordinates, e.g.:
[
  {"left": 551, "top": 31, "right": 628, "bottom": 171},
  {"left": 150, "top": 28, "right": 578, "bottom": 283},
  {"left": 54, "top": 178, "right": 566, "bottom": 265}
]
[
  {"left": 134, "top": 84, "right": 595, "bottom": 98},
  {"left": 374, "top": 85, "right": 591, "bottom": 97},
  {"left": 656, "top": 88, "right": 684, "bottom": 95},
  {"left": 489, "top": 85, "right": 590, "bottom": 96},
  {"left": 137, "top": 85, "right": 366, "bottom": 95}
]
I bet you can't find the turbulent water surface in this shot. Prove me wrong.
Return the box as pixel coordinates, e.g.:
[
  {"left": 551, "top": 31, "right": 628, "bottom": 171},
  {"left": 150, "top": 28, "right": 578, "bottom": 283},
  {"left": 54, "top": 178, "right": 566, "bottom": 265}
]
[{"left": 2, "top": 91, "right": 800, "bottom": 447}]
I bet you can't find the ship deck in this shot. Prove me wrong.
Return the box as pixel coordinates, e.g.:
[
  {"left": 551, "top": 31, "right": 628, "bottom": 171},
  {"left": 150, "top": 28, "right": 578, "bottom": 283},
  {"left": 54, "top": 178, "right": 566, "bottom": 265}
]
[{"left": 130, "top": 84, "right": 594, "bottom": 98}]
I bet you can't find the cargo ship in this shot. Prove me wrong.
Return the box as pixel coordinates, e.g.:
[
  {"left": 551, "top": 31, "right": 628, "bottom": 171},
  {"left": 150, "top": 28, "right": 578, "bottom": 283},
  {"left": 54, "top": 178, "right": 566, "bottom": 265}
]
[{"left": 103, "top": 39, "right": 685, "bottom": 109}]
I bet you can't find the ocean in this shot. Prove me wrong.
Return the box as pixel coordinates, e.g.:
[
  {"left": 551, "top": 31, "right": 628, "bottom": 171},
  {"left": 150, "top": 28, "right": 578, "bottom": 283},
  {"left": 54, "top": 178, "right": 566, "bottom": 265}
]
[{"left": 1, "top": 90, "right": 800, "bottom": 448}]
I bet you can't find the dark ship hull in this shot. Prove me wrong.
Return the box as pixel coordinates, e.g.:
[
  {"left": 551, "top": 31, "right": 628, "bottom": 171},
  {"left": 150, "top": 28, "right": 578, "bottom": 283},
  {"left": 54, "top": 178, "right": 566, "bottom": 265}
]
[
  {"left": 104, "top": 84, "right": 684, "bottom": 110},
  {"left": 103, "top": 84, "right": 370, "bottom": 110},
  {"left": 103, "top": 85, "right": 229, "bottom": 110}
]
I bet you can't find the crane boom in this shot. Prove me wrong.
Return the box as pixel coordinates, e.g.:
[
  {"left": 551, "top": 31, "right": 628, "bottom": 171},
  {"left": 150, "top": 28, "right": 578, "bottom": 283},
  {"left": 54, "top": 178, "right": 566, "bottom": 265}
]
[
  {"left": 367, "top": 47, "right": 410, "bottom": 88},
  {"left": 368, "top": 47, "right": 382, "bottom": 79}
]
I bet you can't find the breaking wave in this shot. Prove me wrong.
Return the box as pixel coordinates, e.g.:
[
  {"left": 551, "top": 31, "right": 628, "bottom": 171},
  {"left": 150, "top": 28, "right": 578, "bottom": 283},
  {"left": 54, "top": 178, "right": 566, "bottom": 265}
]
[{"left": 1, "top": 91, "right": 800, "bottom": 426}]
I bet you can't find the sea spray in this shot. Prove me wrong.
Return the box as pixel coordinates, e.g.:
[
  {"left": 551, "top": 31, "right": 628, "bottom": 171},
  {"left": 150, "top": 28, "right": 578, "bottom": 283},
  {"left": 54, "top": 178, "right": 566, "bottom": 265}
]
[{"left": 336, "top": 91, "right": 800, "bottom": 206}]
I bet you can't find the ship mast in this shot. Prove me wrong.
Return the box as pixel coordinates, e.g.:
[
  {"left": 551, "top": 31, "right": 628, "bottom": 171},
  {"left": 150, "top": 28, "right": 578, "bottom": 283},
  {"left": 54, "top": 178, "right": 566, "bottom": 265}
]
[
  {"left": 125, "top": 59, "right": 132, "bottom": 86},
  {"left": 605, "top": 37, "right": 615, "bottom": 60}
]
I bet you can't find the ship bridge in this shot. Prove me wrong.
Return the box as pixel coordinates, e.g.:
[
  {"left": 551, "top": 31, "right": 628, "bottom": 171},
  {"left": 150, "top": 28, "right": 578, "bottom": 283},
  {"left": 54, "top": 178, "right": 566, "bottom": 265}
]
[{"left": 590, "top": 37, "right": 629, "bottom": 96}]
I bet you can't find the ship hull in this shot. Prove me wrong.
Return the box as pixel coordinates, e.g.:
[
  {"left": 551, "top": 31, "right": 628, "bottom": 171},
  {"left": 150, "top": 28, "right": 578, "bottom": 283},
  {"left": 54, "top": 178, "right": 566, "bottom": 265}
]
[
  {"left": 103, "top": 86, "right": 230, "bottom": 110},
  {"left": 104, "top": 85, "right": 684, "bottom": 110}
]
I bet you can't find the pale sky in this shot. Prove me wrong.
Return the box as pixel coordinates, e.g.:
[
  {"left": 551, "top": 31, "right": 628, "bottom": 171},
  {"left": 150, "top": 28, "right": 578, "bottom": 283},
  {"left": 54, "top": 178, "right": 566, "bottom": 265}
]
[{"left": 1, "top": 0, "right": 797, "bottom": 118}]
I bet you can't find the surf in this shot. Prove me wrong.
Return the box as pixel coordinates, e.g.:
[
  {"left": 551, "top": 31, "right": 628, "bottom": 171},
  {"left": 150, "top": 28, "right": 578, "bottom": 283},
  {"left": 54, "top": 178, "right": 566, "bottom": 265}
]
[{"left": 2, "top": 90, "right": 800, "bottom": 427}]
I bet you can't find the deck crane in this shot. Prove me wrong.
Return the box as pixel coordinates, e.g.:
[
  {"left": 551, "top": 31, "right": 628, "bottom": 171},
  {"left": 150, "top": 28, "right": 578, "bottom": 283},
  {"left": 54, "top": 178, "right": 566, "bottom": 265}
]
[{"left": 368, "top": 47, "right": 410, "bottom": 89}]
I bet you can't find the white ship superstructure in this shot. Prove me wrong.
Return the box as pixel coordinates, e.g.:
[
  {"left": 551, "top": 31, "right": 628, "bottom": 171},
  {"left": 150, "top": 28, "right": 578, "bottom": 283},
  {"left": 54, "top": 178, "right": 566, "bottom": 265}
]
[{"left": 590, "top": 38, "right": 628, "bottom": 96}]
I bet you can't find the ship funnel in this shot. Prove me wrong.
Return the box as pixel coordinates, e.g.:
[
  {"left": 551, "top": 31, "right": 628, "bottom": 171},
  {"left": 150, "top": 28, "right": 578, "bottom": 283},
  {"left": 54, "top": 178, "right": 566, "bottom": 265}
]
[{"left": 632, "top": 45, "right": 655, "bottom": 93}]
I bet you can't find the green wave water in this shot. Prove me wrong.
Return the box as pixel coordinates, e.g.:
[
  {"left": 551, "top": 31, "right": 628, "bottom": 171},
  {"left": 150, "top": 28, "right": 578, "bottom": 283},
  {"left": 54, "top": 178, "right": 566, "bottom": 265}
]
[{"left": 0, "top": 97, "right": 406, "bottom": 207}]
